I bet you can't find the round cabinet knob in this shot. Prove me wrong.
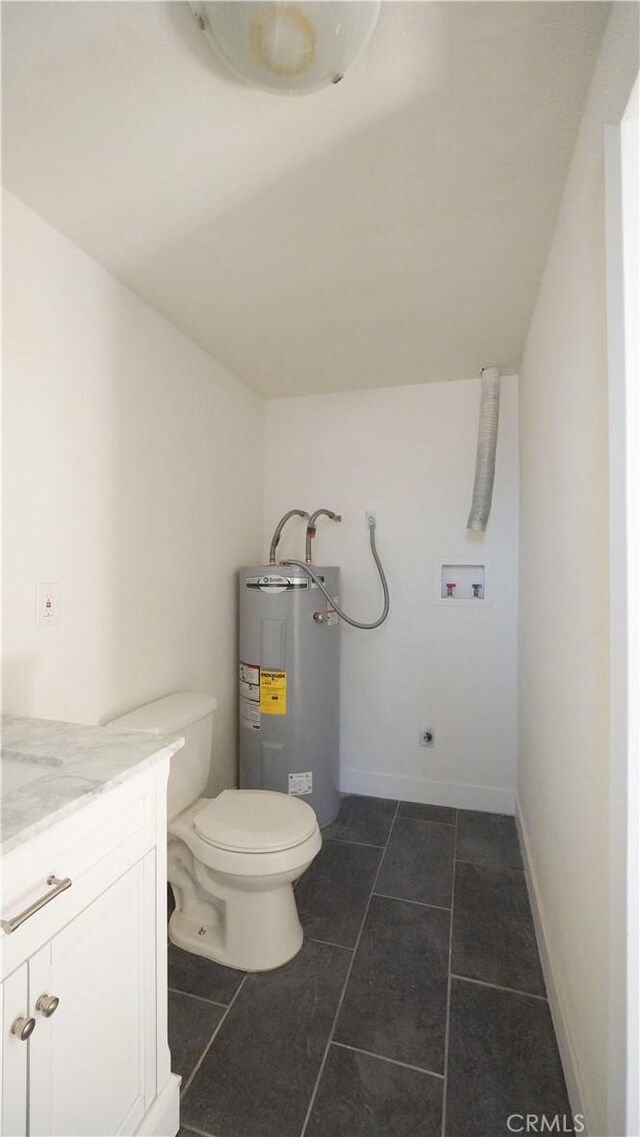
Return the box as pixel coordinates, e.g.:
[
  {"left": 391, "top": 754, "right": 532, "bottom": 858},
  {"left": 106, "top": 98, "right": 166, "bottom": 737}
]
[
  {"left": 11, "top": 1016, "right": 36, "bottom": 1041},
  {"left": 36, "top": 994, "right": 60, "bottom": 1018}
]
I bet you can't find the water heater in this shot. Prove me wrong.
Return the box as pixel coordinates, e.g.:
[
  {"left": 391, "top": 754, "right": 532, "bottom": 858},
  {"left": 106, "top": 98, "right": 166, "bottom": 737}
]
[{"left": 238, "top": 563, "right": 341, "bottom": 827}]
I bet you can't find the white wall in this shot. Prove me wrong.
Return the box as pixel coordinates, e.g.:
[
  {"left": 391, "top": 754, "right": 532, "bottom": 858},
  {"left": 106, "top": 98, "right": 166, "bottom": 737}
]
[
  {"left": 516, "top": 4, "right": 639, "bottom": 1134},
  {"left": 264, "top": 376, "right": 519, "bottom": 814},
  {"left": 606, "top": 76, "right": 640, "bottom": 1137},
  {"left": 2, "top": 192, "right": 264, "bottom": 793}
]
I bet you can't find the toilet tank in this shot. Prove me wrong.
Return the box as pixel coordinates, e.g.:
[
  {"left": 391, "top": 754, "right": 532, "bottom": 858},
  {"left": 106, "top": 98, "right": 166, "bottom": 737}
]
[{"left": 107, "top": 692, "right": 217, "bottom": 819}]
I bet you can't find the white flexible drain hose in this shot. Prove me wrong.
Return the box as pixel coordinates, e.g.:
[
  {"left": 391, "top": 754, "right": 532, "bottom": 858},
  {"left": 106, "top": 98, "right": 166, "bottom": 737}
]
[{"left": 467, "top": 367, "right": 501, "bottom": 532}]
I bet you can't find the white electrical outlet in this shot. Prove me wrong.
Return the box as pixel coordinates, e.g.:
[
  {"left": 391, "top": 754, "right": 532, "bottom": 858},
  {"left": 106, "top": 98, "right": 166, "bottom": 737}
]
[{"left": 35, "top": 582, "right": 61, "bottom": 627}]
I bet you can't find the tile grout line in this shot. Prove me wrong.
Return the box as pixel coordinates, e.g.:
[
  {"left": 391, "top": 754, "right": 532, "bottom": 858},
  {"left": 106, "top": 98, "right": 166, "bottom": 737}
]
[
  {"left": 309, "top": 936, "right": 355, "bottom": 952},
  {"left": 440, "top": 807, "right": 458, "bottom": 1137},
  {"left": 450, "top": 973, "right": 548, "bottom": 1002},
  {"left": 454, "top": 856, "right": 525, "bottom": 872},
  {"left": 322, "top": 835, "right": 386, "bottom": 850},
  {"left": 332, "top": 1040, "right": 444, "bottom": 1080},
  {"left": 395, "top": 815, "right": 457, "bottom": 832},
  {"left": 373, "top": 892, "right": 451, "bottom": 913},
  {"left": 298, "top": 799, "right": 401, "bottom": 1137},
  {"left": 180, "top": 1125, "right": 220, "bottom": 1137},
  {"left": 168, "top": 986, "right": 229, "bottom": 1010},
  {"left": 397, "top": 811, "right": 456, "bottom": 828},
  {"left": 180, "top": 973, "right": 248, "bottom": 1100}
]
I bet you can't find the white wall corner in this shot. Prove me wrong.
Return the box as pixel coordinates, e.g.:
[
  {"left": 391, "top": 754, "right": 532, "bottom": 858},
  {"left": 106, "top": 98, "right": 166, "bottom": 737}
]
[{"left": 515, "top": 799, "right": 589, "bottom": 1134}]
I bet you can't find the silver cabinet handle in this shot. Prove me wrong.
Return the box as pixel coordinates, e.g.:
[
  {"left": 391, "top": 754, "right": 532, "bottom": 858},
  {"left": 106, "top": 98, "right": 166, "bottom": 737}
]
[
  {"left": 36, "top": 994, "right": 60, "bottom": 1018},
  {"left": 11, "top": 1016, "right": 36, "bottom": 1041},
  {"left": 1, "top": 876, "right": 72, "bottom": 934}
]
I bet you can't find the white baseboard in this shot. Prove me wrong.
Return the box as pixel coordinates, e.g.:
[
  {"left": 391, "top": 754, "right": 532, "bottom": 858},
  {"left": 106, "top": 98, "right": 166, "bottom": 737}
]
[
  {"left": 515, "top": 800, "right": 589, "bottom": 1134},
  {"left": 136, "top": 1074, "right": 181, "bottom": 1137},
  {"left": 339, "top": 767, "right": 515, "bottom": 815}
]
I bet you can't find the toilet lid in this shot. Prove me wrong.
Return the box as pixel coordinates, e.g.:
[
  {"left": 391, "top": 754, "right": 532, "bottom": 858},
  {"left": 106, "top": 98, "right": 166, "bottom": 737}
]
[{"left": 194, "top": 789, "right": 318, "bottom": 853}]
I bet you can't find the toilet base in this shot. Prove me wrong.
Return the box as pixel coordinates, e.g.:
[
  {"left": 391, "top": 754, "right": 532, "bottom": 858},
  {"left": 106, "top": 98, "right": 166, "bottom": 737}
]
[
  {"left": 168, "top": 900, "right": 304, "bottom": 972},
  {"left": 168, "top": 891, "right": 302, "bottom": 973}
]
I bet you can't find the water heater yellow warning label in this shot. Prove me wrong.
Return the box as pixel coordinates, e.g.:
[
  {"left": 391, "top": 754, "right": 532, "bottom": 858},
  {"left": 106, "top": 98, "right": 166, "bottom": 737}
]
[{"left": 260, "top": 670, "right": 287, "bottom": 715}]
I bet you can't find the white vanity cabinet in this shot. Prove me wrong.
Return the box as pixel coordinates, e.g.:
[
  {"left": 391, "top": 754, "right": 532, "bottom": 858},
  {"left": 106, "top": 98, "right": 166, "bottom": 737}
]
[{"left": 1, "top": 754, "right": 180, "bottom": 1137}]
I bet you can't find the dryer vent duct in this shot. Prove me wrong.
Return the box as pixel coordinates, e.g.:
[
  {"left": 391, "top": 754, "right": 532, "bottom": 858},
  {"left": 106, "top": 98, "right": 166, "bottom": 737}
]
[{"left": 467, "top": 367, "right": 501, "bottom": 532}]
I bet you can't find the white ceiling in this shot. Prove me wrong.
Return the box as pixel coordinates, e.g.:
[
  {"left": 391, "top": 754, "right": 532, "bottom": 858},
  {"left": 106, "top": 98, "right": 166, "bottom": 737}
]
[{"left": 2, "top": 1, "right": 609, "bottom": 397}]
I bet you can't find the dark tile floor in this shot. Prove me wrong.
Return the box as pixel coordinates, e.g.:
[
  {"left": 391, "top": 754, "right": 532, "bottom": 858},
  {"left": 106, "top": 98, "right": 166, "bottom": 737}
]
[{"left": 171, "top": 795, "right": 573, "bottom": 1137}]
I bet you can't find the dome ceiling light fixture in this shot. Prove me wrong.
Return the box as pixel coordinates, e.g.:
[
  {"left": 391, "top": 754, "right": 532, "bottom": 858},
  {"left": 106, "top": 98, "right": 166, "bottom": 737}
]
[{"left": 188, "top": 2, "right": 381, "bottom": 96}]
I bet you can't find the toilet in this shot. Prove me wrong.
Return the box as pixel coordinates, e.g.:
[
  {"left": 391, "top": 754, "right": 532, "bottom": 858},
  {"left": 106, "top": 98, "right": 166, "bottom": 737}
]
[{"left": 108, "top": 692, "right": 321, "bottom": 971}]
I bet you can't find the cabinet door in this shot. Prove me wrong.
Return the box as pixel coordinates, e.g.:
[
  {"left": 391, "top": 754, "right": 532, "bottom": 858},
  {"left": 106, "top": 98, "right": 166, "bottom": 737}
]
[
  {"left": 1, "top": 964, "right": 29, "bottom": 1137},
  {"left": 29, "top": 853, "right": 156, "bottom": 1137}
]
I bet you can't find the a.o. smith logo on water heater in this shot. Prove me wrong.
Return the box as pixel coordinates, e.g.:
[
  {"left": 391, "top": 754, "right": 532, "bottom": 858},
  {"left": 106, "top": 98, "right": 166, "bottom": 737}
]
[{"left": 245, "top": 575, "right": 309, "bottom": 593}]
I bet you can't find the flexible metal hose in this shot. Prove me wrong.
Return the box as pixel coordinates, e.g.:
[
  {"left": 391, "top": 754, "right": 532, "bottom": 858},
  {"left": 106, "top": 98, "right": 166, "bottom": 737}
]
[
  {"left": 305, "top": 508, "right": 341, "bottom": 562},
  {"left": 269, "top": 508, "right": 309, "bottom": 564},
  {"left": 281, "top": 517, "right": 390, "bottom": 630}
]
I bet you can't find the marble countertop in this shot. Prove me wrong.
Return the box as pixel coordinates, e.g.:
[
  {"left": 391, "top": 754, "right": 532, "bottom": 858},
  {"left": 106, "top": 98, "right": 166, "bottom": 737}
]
[{"left": 1, "top": 715, "right": 184, "bottom": 855}]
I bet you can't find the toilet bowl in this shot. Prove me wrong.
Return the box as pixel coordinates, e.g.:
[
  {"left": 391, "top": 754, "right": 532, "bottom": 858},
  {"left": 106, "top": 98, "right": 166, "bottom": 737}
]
[
  {"left": 168, "top": 790, "right": 321, "bottom": 971},
  {"left": 107, "top": 692, "right": 321, "bottom": 972}
]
